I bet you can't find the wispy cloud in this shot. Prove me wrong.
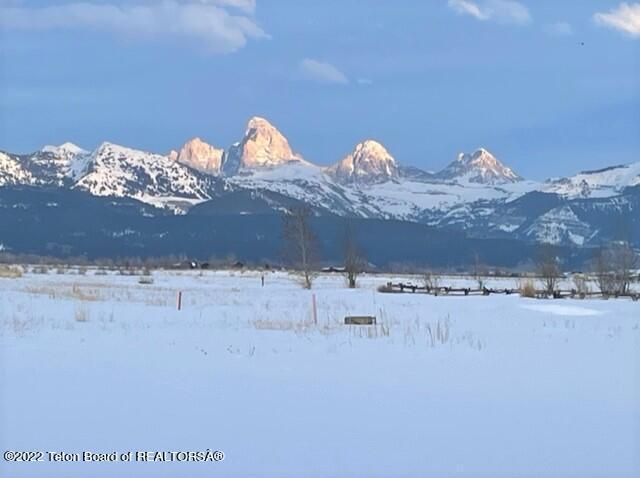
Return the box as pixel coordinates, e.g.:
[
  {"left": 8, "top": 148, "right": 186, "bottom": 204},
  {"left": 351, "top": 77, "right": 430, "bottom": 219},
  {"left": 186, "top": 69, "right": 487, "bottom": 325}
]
[
  {"left": 299, "top": 59, "right": 349, "bottom": 85},
  {"left": 448, "top": 0, "right": 489, "bottom": 20},
  {"left": 594, "top": 2, "right": 640, "bottom": 38},
  {"left": 544, "top": 21, "right": 573, "bottom": 36},
  {"left": 188, "top": 0, "right": 256, "bottom": 14},
  {"left": 447, "top": 0, "right": 531, "bottom": 25},
  {"left": 0, "top": 0, "right": 267, "bottom": 54}
]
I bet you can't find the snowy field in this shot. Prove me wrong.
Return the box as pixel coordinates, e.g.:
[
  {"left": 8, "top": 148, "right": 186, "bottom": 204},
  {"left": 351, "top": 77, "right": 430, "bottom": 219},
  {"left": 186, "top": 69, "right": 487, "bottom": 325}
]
[{"left": 1, "top": 269, "right": 639, "bottom": 478}]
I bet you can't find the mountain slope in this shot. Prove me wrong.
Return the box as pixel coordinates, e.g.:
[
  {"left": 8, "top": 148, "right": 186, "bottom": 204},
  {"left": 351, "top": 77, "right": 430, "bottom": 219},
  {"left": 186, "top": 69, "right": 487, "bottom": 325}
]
[
  {"left": 0, "top": 186, "right": 548, "bottom": 267},
  {"left": 74, "top": 142, "right": 228, "bottom": 210},
  {"left": 225, "top": 161, "right": 367, "bottom": 217},
  {"left": 0, "top": 152, "right": 35, "bottom": 186},
  {"left": 0, "top": 143, "right": 90, "bottom": 187},
  {"left": 542, "top": 162, "right": 640, "bottom": 199}
]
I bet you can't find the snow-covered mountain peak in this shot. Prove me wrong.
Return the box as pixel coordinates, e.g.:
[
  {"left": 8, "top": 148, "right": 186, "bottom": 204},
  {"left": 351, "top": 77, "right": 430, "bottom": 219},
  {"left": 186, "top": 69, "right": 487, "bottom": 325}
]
[
  {"left": 356, "top": 140, "right": 395, "bottom": 158},
  {"left": 222, "top": 116, "right": 304, "bottom": 175},
  {"left": 92, "top": 142, "right": 167, "bottom": 164},
  {"left": 438, "top": 148, "right": 521, "bottom": 184},
  {"left": 469, "top": 147, "right": 491, "bottom": 157},
  {"left": 173, "top": 137, "right": 224, "bottom": 174},
  {"left": 457, "top": 149, "right": 502, "bottom": 169},
  {"left": 26, "top": 142, "right": 91, "bottom": 183},
  {"left": 326, "top": 140, "right": 398, "bottom": 185},
  {"left": 41, "top": 142, "right": 88, "bottom": 156},
  {"left": 94, "top": 141, "right": 135, "bottom": 157},
  {"left": 245, "top": 116, "right": 273, "bottom": 133}
]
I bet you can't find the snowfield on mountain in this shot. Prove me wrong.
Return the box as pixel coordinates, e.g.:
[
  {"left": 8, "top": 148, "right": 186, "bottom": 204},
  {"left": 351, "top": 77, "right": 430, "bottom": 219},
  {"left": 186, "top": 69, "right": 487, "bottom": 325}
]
[
  {"left": 1, "top": 270, "right": 639, "bottom": 478},
  {"left": 543, "top": 162, "right": 640, "bottom": 198}
]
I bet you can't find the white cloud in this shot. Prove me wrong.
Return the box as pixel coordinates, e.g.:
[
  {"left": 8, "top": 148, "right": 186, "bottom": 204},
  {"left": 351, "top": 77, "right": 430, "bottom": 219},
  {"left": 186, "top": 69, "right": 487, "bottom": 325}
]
[
  {"left": 594, "top": 2, "right": 640, "bottom": 38},
  {"left": 299, "top": 59, "right": 348, "bottom": 85},
  {"left": 545, "top": 21, "right": 573, "bottom": 36},
  {"left": 0, "top": 1, "right": 267, "bottom": 54},
  {"left": 448, "top": 0, "right": 489, "bottom": 20},
  {"left": 186, "top": 0, "right": 256, "bottom": 14},
  {"left": 448, "top": 0, "right": 531, "bottom": 25}
]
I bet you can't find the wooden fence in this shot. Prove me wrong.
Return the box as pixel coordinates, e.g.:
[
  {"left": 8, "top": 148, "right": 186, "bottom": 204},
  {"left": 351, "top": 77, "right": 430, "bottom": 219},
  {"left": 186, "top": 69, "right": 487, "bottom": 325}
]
[{"left": 379, "top": 282, "right": 639, "bottom": 301}]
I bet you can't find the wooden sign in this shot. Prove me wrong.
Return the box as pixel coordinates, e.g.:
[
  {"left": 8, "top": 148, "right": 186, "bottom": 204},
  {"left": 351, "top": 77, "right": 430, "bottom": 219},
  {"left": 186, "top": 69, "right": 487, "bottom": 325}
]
[{"left": 344, "top": 316, "right": 376, "bottom": 325}]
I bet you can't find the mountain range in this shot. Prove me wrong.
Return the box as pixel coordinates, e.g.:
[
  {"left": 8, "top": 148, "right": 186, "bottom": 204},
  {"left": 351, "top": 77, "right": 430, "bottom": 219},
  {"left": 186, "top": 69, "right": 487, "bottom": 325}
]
[{"left": 1, "top": 116, "right": 639, "bottom": 262}]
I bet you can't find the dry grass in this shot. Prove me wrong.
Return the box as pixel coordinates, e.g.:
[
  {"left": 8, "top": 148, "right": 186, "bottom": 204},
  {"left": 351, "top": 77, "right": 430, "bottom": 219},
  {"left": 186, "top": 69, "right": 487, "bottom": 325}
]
[
  {"left": 21, "top": 280, "right": 174, "bottom": 306},
  {"left": 519, "top": 279, "right": 536, "bottom": 298},
  {"left": 9, "top": 317, "right": 30, "bottom": 335},
  {"left": 24, "top": 283, "right": 106, "bottom": 302},
  {"left": 348, "top": 323, "right": 391, "bottom": 339},
  {"left": 0, "top": 311, "right": 45, "bottom": 337},
  {"left": 0, "top": 265, "right": 23, "bottom": 278},
  {"left": 250, "top": 308, "right": 467, "bottom": 350},
  {"left": 70, "top": 284, "right": 102, "bottom": 301},
  {"left": 425, "top": 319, "right": 450, "bottom": 348},
  {"left": 252, "top": 319, "right": 317, "bottom": 333},
  {"left": 252, "top": 317, "right": 394, "bottom": 340},
  {"left": 74, "top": 307, "right": 89, "bottom": 322}
]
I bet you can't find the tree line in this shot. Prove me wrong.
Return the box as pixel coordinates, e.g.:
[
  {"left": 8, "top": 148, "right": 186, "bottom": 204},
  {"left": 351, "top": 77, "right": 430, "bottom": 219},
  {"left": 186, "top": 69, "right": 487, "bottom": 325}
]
[
  {"left": 283, "top": 205, "right": 638, "bottom": 294},
  {"left": 536, "top": 242, "right": 638, "bottom": 296}
]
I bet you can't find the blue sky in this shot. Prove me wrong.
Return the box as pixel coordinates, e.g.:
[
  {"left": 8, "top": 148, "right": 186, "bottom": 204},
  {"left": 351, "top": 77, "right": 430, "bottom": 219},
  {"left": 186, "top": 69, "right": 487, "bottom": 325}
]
[{"left": 0, "top": 0, "right": 638, "bottom": 179}]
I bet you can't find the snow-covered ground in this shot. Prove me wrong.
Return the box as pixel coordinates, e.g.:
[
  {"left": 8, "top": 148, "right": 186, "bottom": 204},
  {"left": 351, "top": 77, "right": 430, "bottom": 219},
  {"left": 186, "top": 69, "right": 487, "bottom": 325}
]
[{"left": 1, "top": 270, "right": 639, "bottom": 478}]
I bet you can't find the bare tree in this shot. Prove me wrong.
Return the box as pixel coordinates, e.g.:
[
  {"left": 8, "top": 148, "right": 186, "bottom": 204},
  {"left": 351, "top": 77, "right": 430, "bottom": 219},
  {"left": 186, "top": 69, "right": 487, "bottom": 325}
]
[
  {"left": 536, "top": 245, "right": 561, "bottom": 296},
  {"left": 423, "top": 270, "right": 440, "bottom": 293},
  {"left": 343, "top": 222, "right": 366, "bottom": 289},
  {"left": 282, "top": 206, "right": 319, "bottom": 289},
  {"left": 595, "top": 242, "right": 638, "bottom": 296},
  {"left": 472, "top": 252, "right": 487, "bottom": 290},
  {"left": 612, "top": 242, "right": 637, "bottom": 295},
  {"left": 572, "top": 274, "right": 590, "bottom": 297},
  {"left": 595, "top": 250, "right": 614, "bottom": 296}
]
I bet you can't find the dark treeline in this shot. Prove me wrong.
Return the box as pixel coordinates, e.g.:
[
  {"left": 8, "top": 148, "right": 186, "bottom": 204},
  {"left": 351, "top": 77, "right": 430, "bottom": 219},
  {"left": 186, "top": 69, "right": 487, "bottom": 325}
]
[{"left": 0, "top": 186, "right": 631, "bottom": 272}]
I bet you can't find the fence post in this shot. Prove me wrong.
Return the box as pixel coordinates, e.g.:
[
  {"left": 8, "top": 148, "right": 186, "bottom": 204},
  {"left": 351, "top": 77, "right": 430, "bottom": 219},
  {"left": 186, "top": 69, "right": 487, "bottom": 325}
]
[{"left": 311, "top": 293, "right": 317, "bottom": 325}]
